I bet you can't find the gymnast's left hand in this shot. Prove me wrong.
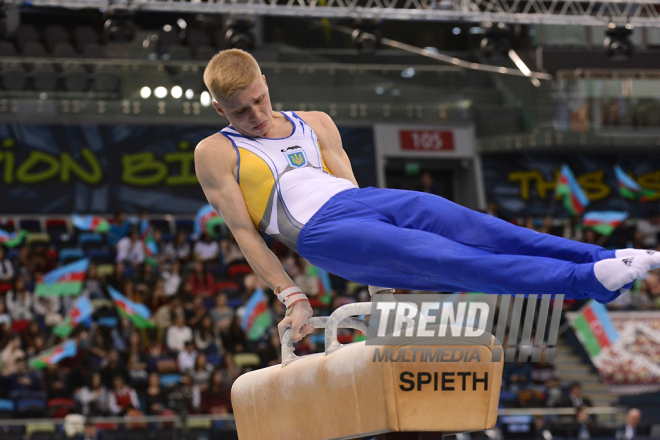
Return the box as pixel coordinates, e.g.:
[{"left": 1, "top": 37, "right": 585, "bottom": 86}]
[{"left": 278, "top": 300, "right": 314, "bottom": 344}]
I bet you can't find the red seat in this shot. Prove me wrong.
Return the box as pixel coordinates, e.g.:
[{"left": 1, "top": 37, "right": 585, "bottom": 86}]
[
  {"left": 0, "top": 219, "right": 15, "bottom": 233},
  {"left": 12, "top": 320, "right": 29, "bottom": 333},
  {"left": 45, "top": 218, "right": 68, "bottom": 236},
  {"left": 47, "top": 398, "right": 76, "bottom": 417},
  {"left": 0, "top": 282, "right": 12, "bottom": 294},
  {"left": 228, "top": 264, "right": 252, "bottom": 280},
  {"left": 216, "top": 280, "right": 240, "bottom": 292}
]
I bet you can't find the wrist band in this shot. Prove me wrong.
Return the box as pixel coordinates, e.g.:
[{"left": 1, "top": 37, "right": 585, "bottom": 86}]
[{"left": 275, "top": 285, "right": 309, "bottom": 309}]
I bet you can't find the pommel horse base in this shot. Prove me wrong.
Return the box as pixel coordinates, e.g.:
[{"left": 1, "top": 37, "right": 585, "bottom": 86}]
[{"left": 232, "top": 303, "right": 503, "bottom": 440}]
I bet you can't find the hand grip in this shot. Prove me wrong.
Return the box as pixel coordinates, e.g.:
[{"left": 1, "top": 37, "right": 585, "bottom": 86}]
[{"left": 281, "top": 302, "right": 371, "bottom": 367}]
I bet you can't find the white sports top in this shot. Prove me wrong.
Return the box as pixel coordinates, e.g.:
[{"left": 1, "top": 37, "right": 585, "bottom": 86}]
[{"left": 219, "top": 111, "right": 357, "bottom": 252}]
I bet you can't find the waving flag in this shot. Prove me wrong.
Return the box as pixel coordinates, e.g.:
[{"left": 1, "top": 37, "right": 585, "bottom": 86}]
[
  {"left": 570, "top": 300, "right": 619, "bottom": 358},
  {"left": 614, "top": 165, "right": 658, "bottom": 202},
  {"left": 307, "top": 264, "right": 333, "bottom": 306},
  {"left": 583, "top": 211, "right": 628, "bottom": 237},
  {"left": 53, "top": 296, "right": 93, "bottom": 337},
  {"left": 195, "top": 204, "right": 225, "bottom": 239},
  {"left": 36, "top": 259, "right": 89, "bottom": 297},
  {"left": 29, "top": 340, "right": 77, "bottom": 369},
  {"left": 72, "top": 214, "right": 110, "bottom": 233},
  {"left": 108, "top": 286, "right": 154, "bottom": 328},
  {"left": 556, "top": 164, "right": 590, "bottom": 216},
  {"left": 241, "top": 287, "right": 272, "bottom": 341},
  {"left": 140, "top": 219, "right": 159, "bottom": 266},
  {"left": 0, "top": 229, "right": 27, "bottom": 247}
]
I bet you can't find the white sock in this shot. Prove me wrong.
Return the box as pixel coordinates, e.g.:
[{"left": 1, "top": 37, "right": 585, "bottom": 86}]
[
  {"left": 615, "top": 248, "right": 660, "bottom": 270},
  {"left": 593, "top": 255, "right": 654, "bottom": 291}
]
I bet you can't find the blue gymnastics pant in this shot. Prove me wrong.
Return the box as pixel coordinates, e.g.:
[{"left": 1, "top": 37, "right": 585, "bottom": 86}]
[{"left": 296, "top": 187, "right": 622, "bottom": 303}]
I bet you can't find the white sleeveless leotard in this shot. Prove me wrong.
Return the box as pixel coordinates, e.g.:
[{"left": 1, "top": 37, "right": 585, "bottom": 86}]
[{"left": 219, "top": 111, "right": 357, "bottom": 252}]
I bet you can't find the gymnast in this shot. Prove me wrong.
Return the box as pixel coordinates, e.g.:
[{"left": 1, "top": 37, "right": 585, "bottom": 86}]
[{"left": 194, "top": 48, "right": 658, "bottom": 345}]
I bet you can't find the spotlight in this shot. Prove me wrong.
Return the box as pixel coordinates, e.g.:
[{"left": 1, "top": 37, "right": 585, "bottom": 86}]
[
  {"left": 200, "top": 91, "right": 212, "bottom": 107},
  {"left": 103, "top": 10, "right": 136, "bottom": 43},
  {"left": 224, "top": 18, "right": 255, "bottom": 51},
  {"left": 185, "top": 89, "right": 194, "bottom": 99},
  {"left": 351, "top": 20, "right": 382, "bottom": 54},
  {"left": 171, "top": 86, "right": 183, "bottom": 99},
  {"left": 154, "top": 86, "right": 168, "bottom": 99},
  {"left": 480, "top": 22, "right": 511, "bottom": 60},
  {"left": 140, "top": 87, "right": 151, "bottom": 99},
  {"left": 604, "top": 22, "right": 633, "bottom": 60}
]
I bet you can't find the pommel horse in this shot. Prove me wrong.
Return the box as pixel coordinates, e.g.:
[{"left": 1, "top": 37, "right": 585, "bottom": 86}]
[{"left": 232, "top": 302, "right": 503, "bottom": 440}]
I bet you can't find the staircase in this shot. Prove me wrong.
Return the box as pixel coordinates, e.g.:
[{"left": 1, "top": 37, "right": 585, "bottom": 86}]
[{"left": 554, "top": 337, "right": 625, "bottom": 427}]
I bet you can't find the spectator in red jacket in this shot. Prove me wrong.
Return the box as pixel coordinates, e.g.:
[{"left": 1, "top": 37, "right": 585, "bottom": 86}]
[{"left": 188, "top": 262, "right": 215, "bottom": 297}]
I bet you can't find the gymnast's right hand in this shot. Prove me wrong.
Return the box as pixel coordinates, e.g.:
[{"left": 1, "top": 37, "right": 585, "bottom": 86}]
[{"left": 278, "top": 299, "right": 314, "bottom": 344}]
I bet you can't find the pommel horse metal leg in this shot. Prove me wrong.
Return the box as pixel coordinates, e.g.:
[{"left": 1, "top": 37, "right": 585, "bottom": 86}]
[{"left": 232, "top": 302, "right": 503, "bottom": 440}]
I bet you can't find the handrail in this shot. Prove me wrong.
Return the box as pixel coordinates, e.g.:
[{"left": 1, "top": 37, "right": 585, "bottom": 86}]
[
  {"left": 0, "top": 57, "right": 466, "bottom": 73},
  {"left": 0, "top": 407, "right": 623, "bottom": 426}
]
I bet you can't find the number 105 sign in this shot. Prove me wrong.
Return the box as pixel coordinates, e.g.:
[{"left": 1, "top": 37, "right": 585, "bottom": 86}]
[{"left": 399, "top": 130, "right": 455, "bottom": 152}]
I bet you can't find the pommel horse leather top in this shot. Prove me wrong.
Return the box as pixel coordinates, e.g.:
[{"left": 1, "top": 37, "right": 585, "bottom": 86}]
[{"left": 231, "top": 302, "right": 504, "bottom": 440}]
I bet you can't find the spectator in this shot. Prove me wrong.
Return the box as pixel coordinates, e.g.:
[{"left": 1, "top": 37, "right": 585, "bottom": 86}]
[
  {"left": 144, "top": 372, "right": 168, "bottom": 415},
  {"left": 83, "top": 264, "right": 104, "bottom": 299},
  {"left": 189, "top": 261, "right": 215, "bottom": 297},
  {"left": 108, "top": 375, "right": 140, "bottom": 415},
  {"left": 178, "top": 340, "right": 198, "bottom": 373},
  {"left": 23, "top": 321, "right": 44, "bottom": 356},
  {"left": 100, "top": 349, "right": 128, "bottom": 389},
  {"left": 167, "top": 314, "right": 193, "bottom": 353},
  {"left": 220, "top": 233, "right": 246, "bottom": 267},
  {"left": 195, "top": 314, "right": 220, "bottom": 355},
  {"left": 573, "top": 404, "right": 596, "bottom": 440},
  {"left": 75, "top": 372, "right": 109, "bottom": 416},
  {"left": 15, "top": 246, "right": 33, "bottom": 279},
  {"left": 162, "top": 261, "right": 182, "bottom": 297},
  {"left": 6, "top": 278, "right": 33, "bottom": 329},
  {"left": 33, "top": 291, "right": 62, "bottom": 328},
  {"left": 146, "top": 343, "right": 177, "bottom": 374},
  {"left": 0, "top": 298, "right": 12, "bottom": 330},
  {"left": 116, "top": 229, "right": 144, "bottom": 266},
  {"left": 557, "top": 382, "right": 592, "bottom": 408},
  {"left": 531, "top": 347, "right": 560, "bottom": 387},
  {"left": 201, "top": 369, "right": 232, "bottom": 414},
  {"left": 44, "top": 363, "right": 71, "bottom": 399},
  {"left": 190, "top": 353, "right": 213, "bottom": 390},
  {"left": 616, "top": 408, "right": 643, "bottom": 439},
  {"left": 220, "top": 315, "right": 245, "bottom": 354},
  {"left": 164, "top": 231, "right": 191, "bottom": 264},
  {"left": 0, "top": 246, "right": 14, "bottom": 281},
  {"left": 211, "top": 293, "right": 234, "bottom": 331},
  {"left": 640, "top": 272, "right": 660, "bottom": 309},
  {"left": 414, "top": 171, "right": 439, "bottom": 195},
  {"left": 485, "top": 200, "right": 501, "bottom": 218},
  {"left": 154, "top": 296, "right": 184, "bottom": 332},
  {"left": 108, "top": 211, "right": 130, "bottom": 247},
  {"left": 1, "top": 333, "right": 25, "bottom": 377},
  {"left": 194, "top": 232, "right": 219, "bottom": 263},
  {"left": 108, "top": 262, "right": 126, "bottom": 290},
  {"left": 187, "top": 296, "right": 207, "bottom": 329},
  {"left": 531, "top": 414, "right": 553, "bottom": 440},
  {"left": 82, "top": 422, "right": 101, "bottom": 440},
  {"left": 502, "top": 359, "right": 531, "bottom": 393},
  {"left": 636, "top": 214, "right": 660, "bottom": 249},
  {"left": 127, "top": 332, "right": 148, "bottom": 387}
]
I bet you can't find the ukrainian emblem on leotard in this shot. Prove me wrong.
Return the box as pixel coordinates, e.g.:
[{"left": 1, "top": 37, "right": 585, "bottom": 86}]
[{"left": 286, "top": 151, "right": 308, "bottom": 168}]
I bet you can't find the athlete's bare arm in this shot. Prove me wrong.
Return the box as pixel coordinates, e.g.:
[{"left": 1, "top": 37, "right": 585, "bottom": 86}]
[
  {"left": 297, "top": 111, "right": 359, "bottom": 188},
  {"left": 195, "top": 134, "right": 313, "bottom": 342}
]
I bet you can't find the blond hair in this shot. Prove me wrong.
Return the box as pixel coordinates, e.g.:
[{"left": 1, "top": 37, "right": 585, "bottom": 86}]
[{"left": 203, "top": 49, "right": 261, "bottom": 102}]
